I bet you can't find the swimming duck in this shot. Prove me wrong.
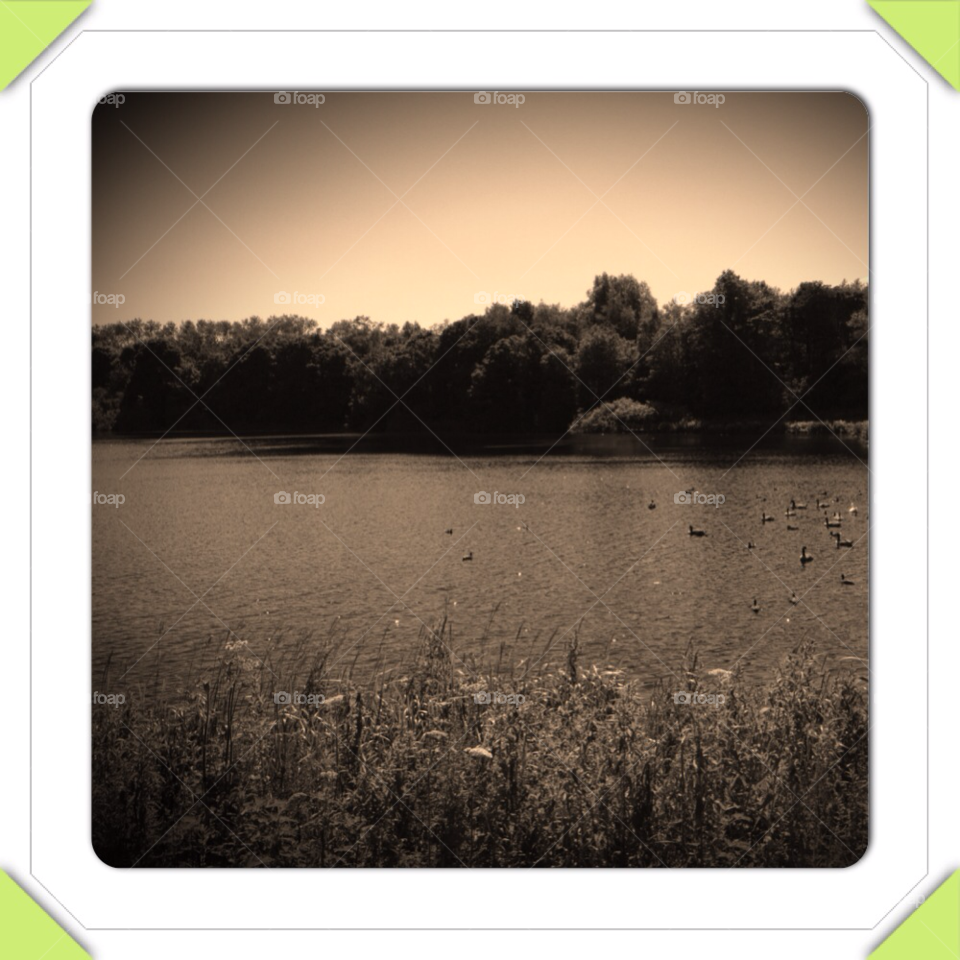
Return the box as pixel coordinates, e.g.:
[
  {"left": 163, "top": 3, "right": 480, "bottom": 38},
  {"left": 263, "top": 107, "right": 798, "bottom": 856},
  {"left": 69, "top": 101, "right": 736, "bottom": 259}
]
[
  {"left": 800, "top": 546, "right": 814, "bottom": 564},
  {"left": 648, "top": 499, "right": 656, "bottom": 510},
  {"left": 790, "top": 591, "right": 800, "bottom": 605},
  {"left": 791, "top": 499, "right": 807, "bottom": 510},
  {"left": 787, "top": 524, "right": 799, "bottom": 531},
  {"left": 751, "top": 599, "right": 761, "bottom": 614},
  {"left": 747, "top": 541, "right": 755, "bottom": 550},
  {"left": 445, "top": 528, "right": 453, "bottom": 535},
  {"left": 831, "top": 532, "right": 854, "bottom": 548},
  {"left": 848, "top": 503, "right": 858, "bottom": 516},
  {"left": 462, "top": 551, "right": 473, "bottom": 561},
  {"left": 824, "top": 516, "right": 842, "bottom": 528},
  {"left": 761, "top": 512, "right": 775, "bottom": 523},
  {"left": 840, "top": 573, "right": 855, "bottom": 585},
  {"left": 688, "top": 525, "right": 707, "bottom": 537}
]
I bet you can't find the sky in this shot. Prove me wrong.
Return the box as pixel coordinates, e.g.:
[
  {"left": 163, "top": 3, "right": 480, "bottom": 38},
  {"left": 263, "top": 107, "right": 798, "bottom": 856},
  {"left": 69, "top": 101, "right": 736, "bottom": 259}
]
[{"left": 92, "top": 91, "right": 868, "bottom": 328}]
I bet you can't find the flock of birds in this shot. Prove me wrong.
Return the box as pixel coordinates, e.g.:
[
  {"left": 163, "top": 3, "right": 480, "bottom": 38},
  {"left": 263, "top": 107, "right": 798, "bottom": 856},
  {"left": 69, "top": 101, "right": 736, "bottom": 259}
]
[{"left": 678, "top": 489, "right": 863, "bottom": 613}]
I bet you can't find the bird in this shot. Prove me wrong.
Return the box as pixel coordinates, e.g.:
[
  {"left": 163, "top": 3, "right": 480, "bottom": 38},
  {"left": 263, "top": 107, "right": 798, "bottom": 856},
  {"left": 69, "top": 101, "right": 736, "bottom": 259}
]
[
  {"left": 831, "top": 532, "right": 854, "bottom": 548},
  {"left": 648, "top": 499, "right": 656, "bottom": 510},
  {"left": 824, "top": 516, "right": 842, "bottom": 529},
  {"left": 785, "top": 508, "right": 797, "bottom": 518},
  {"left": 761, "top": 512, "right": 775, "bottom": 523},
  {"left": 445, "top": 528, "right": 453, "bottom": 535},
  {"left": 787, "top": 524, "right": 799, "bottom": 531},
  {"left": 790, "top": 591, "right": 800, "bottom": 605},
  {"left": 688, "top": 525, "right": 707, "bottom": 537},
  {"left": 751, "top": 599, "right": 761, "bottom": 614},
  {"left": 800, "top": 546, "right": 814, "bottom": 564},
  {"left": 817, "top": 498, "right": 829, "bottom": 510},
  {"left": 791, "top": 499, "right": 807, "bottom": 510},
  {"left": 840, "top": 573, "right": 855, "bottom": 585},
  {"left": 462, "top": 551, "right": 473, "bottom": 562},
  {"left": 848, "top": 503, "right": 859, "bottom": 516},
  {"left": 747, "top": 541, "right": 755, "bottom": 550}
]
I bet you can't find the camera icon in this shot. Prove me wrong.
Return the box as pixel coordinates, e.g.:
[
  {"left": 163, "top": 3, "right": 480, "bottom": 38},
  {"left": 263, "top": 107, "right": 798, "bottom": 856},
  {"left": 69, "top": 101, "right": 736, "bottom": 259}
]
[
  {"left": 474, "top": 92, "right": 492, "bottom": 104},
  {"left": 673, "top": 692, "right": 693, "bottom": 704},
  {"left": 474, "top": 291, "right": 490, "bottom": 305},
  {"left": 274, "top": 491, "right": 292, "bottom": 504},
  {"left": 474, "top": 491, "right": 492, "bottom": 504},
  {"left": 674, "top": 491, "right": 692, "bottom": 505},
  {"left": 274, "top": 691, "right": 292, "bottom": 704},
  {"left": 674, "top": 92, "right": 691, "bottom": 104},
  {"left": 674, "top": 291, "right": 692, "bottom": 305},
  {"left": 274, "top": 291, "right": 291, "bottom": 304},
  {"left": 274, "top": 92, "right": 292, "bottom": 104},
  {"left": 474, "top": 691, "right": 491, "bottom": 703}
]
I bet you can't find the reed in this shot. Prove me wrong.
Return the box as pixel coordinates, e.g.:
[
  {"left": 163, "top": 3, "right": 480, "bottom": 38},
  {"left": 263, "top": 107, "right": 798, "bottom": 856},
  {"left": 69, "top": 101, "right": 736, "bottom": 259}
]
[{"left": 92, "top": 621, "right": 867, "bottom": 868}]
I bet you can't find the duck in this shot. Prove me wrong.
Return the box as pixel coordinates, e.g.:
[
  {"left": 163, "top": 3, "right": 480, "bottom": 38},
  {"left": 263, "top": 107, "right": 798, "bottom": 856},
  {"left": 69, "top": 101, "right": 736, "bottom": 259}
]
[
  {"left": 751, "top": 599, "right": 761, "bottom": 614},
  {"left": 800, "top": 546, "right": 814, "bottom": 565},
  {"left": 787, "top": 524, "right": 799, "bottom": 531},
  {"left": 688, "top": 525, "right": 707, "bottom": 537},
  {"left": 761, "top": 512, "right": 775, "bottom": 523},
  {"left": 791, "top": 499, "right": 807, "bottom": 510},
  {"left": 462, "top": 551, "right": 473, "bottom": 561},
  {"left": 840, "top": 573, "right": 855, "bottom": 586},
  {"left": 790, "top": 591, "right": 800, "bottom": 605},
  {"left": 831, "top": 532, "right": 854, "bottom": 548},
  {"left": 648, "top": 499, "right": 656, "bottom": 510}
]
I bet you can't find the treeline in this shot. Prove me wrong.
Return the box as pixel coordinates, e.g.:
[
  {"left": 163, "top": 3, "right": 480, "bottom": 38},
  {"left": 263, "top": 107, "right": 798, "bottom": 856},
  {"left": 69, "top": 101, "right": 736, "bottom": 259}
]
[{"left": 92, "top": 270, "right": 867, "bottom": 436}]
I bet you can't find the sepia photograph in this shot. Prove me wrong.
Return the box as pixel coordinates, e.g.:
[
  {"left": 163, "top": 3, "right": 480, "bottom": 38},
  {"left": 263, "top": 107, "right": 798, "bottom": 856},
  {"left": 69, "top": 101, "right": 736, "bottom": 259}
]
[{"left": 91, "top": 90, "right": 868, "bottom": 868}]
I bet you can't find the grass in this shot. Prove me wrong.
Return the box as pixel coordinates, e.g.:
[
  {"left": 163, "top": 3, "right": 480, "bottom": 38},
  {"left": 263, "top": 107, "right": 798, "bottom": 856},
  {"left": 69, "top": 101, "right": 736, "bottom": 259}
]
[{"left": 92, "top": 621, "right": 868, "bottom": 868}]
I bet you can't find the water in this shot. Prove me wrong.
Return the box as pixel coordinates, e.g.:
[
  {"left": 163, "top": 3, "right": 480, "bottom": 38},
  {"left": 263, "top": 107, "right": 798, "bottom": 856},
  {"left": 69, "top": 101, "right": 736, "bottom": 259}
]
[{"left": 92, "top": 434, "right": 868, "bottom": 692}]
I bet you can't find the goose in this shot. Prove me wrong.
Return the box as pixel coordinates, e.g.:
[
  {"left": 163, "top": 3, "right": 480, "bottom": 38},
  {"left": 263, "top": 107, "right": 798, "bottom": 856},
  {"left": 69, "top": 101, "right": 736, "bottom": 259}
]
[
  {"left": 787, "top": 524, "right": 799, "bottom": 531},
  {"left": 751, "top": 598, "right": 761, "bottom": 614},
  {"left": 816, "top": 498, "right": 829, "bottom": 510},
  {"left": 848, "top": 503, "right": 858, "bottom": 516},
  {"left": 462, "top": 551, "right": 473, "bottom": 562},
  {"left": 831, "top": 532, "right": 854, "bottom": 548},
  {"left": 824, "top": 516, "right": 842, "bottom": 529},
  {"left": 648, "top": 499, "right": 656, "bottom": 510},
  {"left": 800, "top": 546, "right": 814, "bottom": 565},
  {"left": 791, "top": 499, "right": 807, "bottom": 510},
  {"left": 761, "top": 512, "right": 775, "bottom": 523},
  {"left": 785, "top": 508, "right": 797, "bottom": 518},
  {"left": 840, "top": 573, "right": 855, "bottom": 586},
  {"left": 445, "top": 528, "right": 453, "bottom": 535},
  {"left": 790, "top": 591, "right": 800, "bottom": 605},
  {"left": 688, "top": 524, "right": 707, "bottom": 537},
  {"left": 747, "top": 541, "right": 756, "bottom": 550}
]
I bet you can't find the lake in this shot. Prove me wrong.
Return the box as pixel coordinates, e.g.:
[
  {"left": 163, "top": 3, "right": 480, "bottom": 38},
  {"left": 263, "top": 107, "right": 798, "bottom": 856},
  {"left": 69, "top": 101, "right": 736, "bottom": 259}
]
[{"left": 92, "top": 433, "right": 868, "bottom": 694}]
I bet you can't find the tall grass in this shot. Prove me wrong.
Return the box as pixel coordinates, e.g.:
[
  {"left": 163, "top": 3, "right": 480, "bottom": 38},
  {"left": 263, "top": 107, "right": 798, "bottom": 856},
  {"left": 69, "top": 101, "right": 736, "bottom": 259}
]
[{"left": 92, "top": 621, "right": 867, "bottom": 867}]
